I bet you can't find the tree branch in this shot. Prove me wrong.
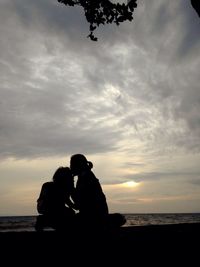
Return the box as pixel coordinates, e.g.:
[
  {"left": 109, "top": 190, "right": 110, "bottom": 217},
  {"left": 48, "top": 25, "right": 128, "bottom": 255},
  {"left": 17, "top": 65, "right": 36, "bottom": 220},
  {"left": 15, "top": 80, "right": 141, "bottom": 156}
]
[{"left": 57, "top": 0, "right": 138, "bottom": 41}]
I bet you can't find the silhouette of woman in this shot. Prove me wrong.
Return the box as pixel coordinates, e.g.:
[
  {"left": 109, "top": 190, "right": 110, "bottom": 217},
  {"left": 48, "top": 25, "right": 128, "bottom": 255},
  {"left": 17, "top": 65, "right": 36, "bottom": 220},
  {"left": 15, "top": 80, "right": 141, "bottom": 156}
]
[
  {"left": 35, "top": 167, "right": 77, "bottom": 231},
  {"left": 70, "top": 154, "right": 126, "bottom": 230}
]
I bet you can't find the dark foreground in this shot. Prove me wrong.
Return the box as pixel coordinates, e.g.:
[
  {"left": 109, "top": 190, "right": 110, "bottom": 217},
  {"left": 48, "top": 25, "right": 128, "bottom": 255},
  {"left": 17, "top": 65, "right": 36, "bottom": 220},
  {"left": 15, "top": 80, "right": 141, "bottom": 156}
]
[{"left": 1, "top": 223, "right": 200, "bottom": 265}]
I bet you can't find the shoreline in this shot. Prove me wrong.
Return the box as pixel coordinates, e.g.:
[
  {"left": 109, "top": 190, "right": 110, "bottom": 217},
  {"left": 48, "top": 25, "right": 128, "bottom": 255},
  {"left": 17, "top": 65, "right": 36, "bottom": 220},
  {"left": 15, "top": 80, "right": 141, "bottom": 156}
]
[{"left": 1, "top": 223, "right": 199, "bottom": 264}]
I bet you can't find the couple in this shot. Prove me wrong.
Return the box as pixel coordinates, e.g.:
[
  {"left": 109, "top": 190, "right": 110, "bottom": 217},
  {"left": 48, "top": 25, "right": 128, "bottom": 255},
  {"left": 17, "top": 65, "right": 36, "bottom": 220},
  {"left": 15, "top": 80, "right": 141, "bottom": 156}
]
[{"left": 35, "top": 154, "right": 126, "bottom": 232}]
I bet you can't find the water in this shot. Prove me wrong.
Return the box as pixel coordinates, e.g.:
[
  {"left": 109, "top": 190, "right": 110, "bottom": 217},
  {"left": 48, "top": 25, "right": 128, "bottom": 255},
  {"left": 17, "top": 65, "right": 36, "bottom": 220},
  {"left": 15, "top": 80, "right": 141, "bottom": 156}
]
[
  {"left": 124, "top": 213, "right": 200, "bottom": 226},
  {"left": 0, "top": 216, "right": 37, "bottom": 232},
  {"left": 0, "top": 213, "right": 200, "bottom": 232}
]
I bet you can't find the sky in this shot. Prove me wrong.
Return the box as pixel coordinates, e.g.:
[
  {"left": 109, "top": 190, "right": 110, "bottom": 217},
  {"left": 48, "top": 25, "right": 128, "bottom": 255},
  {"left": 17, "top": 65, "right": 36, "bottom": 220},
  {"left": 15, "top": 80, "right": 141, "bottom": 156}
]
[{"left": 0, "top": 0, "right": 200, "bottom": 216}]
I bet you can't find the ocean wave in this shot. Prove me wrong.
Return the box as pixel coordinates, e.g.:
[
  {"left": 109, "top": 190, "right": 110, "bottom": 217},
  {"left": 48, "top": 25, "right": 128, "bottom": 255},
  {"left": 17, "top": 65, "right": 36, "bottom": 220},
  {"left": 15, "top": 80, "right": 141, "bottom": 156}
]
[{"left": 1, "top": 213, "right": 200, "bottom": 232}]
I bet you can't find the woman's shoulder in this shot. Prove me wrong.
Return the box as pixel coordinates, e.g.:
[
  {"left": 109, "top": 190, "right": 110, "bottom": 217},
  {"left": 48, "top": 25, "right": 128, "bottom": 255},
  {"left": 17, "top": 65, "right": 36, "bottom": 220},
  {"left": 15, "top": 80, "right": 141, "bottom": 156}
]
[
  {"left": 42, "top": 181, "right": 53, "bottom": 186},
  {"left": 41, "top": 181, "right": 54, "bottom": 191}
]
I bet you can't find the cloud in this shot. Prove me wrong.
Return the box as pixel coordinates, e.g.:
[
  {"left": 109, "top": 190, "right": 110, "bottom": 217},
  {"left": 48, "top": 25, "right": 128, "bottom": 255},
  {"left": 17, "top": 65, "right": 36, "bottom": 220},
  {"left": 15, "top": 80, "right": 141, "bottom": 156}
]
[
  {"left": 124, "top": 171, "right": 200, "bottom": 182},
  {"left": 0, "top": 0, "right": 200, "bottom": 161},
  {"left": 189, "top": 179, "right": 200, "bottom": 186}
]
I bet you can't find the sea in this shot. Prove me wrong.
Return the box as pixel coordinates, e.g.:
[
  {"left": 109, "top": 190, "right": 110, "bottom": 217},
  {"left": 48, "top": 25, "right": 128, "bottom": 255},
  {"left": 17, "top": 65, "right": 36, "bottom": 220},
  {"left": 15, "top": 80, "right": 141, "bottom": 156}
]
[{"left": 0, "top": 213, "right": 200, "bottom": 232}]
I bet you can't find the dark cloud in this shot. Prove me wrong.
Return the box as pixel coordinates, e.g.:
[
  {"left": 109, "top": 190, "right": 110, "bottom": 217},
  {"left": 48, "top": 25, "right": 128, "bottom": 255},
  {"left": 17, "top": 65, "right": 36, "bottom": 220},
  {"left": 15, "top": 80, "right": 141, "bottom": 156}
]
[
  {"left": 0, "top": 0, "right": 200, "bottom": 160},
  {"left": 189, "top": 179, "right": 200, "bottom": 186},
  {"left": 0, "top": 83, "right": 123, "bottom": 158},
  {"left": 11, "top": 0, "right": 88, "bottom": 37},
  {"left": 177, "top": 0, "right": 200, "bottom": 58}
]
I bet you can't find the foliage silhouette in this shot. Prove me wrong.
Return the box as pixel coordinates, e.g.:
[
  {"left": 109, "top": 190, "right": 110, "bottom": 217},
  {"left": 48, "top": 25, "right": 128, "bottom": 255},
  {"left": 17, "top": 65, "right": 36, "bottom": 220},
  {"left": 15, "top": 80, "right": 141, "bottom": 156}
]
[
  {"left": 57, "top": 1, "right": 199, "bottom": 41},
  {"left": 58, "top": 0, "right": 138, "bottom": 41},
  {"left": 191, "top": 0, "right": 200, "bottom": 17}
]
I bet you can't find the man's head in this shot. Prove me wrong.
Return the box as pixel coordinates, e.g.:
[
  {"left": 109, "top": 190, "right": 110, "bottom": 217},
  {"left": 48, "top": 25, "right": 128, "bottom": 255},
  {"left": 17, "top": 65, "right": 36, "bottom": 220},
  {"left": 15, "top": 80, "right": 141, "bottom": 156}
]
[{"left": 70, "top": 154, "right": 93, "bottom": 176}]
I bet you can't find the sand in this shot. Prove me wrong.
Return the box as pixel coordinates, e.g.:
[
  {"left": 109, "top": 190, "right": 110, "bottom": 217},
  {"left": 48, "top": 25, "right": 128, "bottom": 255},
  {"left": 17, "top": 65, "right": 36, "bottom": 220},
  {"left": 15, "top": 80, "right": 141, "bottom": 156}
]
[{"left": 1, "top": 223, "right": 199, "bottom": 265}]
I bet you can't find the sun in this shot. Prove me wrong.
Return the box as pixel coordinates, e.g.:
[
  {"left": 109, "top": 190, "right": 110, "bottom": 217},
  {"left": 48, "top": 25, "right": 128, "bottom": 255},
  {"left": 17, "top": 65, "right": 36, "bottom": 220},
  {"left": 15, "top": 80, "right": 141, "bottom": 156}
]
[{"left": 122, "top": 181, "right": 139, "bottom": 188}]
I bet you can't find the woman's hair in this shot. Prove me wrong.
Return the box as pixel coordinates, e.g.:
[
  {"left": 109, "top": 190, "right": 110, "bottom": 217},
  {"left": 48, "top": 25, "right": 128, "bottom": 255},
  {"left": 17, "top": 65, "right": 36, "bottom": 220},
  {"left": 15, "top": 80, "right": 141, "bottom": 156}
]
[
  {"left": 70, "top": 154, "right": 93, "bottom": 172},
  {"left": 52, "top": 166, "right": 72, "bottom": 183}
]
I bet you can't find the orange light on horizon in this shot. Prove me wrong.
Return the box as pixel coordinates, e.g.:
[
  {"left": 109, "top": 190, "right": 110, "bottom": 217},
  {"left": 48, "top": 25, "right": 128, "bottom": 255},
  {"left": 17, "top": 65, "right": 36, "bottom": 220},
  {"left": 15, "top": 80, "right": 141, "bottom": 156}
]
[
  {"left": 103, "top": 180, "right": 141, "bottom": 192},
  {"left": 122, "top": 180, "right": 140, "bottom": 188}
]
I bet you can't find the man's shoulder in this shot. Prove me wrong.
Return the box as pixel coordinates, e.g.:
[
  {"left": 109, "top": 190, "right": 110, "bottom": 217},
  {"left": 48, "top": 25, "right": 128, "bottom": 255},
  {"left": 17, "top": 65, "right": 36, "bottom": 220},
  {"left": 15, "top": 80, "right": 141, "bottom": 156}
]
[{"left": 84, "top": 170, "right": 99, "bottom": 180}]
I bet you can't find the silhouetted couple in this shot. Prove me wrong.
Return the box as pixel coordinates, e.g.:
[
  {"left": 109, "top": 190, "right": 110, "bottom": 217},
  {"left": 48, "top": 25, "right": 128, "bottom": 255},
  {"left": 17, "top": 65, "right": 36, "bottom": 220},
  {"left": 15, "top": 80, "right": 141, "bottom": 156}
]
[{"left": 35, "top": 154, "right": 126, "bottom": 232}]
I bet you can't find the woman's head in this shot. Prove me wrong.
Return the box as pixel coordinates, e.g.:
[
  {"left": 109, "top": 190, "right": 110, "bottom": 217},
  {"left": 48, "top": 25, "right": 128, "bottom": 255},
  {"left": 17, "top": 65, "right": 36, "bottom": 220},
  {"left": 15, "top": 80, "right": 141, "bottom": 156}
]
[
  {"left": 52, "top": 166, "right": 73, "bottom": 186},
  {"left": 70, "top": 154, "right": 93, "bottom": 175}
]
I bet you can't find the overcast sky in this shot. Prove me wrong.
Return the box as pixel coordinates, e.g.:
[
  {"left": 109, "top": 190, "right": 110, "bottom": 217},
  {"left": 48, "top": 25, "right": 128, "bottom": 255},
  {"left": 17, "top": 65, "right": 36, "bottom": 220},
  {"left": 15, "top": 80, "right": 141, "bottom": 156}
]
[{"left": 0, "top": 0, "right": 200, "bottom": 215}]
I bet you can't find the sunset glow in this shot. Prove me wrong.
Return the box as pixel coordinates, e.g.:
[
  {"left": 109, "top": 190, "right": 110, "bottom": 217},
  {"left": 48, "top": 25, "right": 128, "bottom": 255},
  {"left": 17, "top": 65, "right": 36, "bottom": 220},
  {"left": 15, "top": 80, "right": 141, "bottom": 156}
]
[
  {"left": 0, "top": 0, "right": 200, "bottom": 215},
  {"left": 122, "top": 181, "right": 140, "bottom": 188}
]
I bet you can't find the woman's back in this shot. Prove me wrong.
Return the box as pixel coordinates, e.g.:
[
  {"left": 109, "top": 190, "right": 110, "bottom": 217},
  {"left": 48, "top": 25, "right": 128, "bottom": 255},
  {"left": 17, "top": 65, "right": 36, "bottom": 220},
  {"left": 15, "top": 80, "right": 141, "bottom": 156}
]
[
  {"left": 37, "top": 181, "right": 70, "bottom": 215},
  {"left": 37, "top": 166, "right": 75, "bottom": 215}
]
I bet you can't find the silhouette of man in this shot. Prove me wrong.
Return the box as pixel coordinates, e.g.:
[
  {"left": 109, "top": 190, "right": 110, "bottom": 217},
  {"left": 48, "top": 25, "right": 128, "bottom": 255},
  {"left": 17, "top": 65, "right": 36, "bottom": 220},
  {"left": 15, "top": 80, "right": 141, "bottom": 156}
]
[{"left": 70, "top": 154, "right": 126, "bottom": 230}]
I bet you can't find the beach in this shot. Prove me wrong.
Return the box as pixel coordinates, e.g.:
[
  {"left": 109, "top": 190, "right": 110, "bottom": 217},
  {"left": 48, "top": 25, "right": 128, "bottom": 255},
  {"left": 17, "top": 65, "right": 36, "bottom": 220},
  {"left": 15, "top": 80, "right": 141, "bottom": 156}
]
[{"left": 1, "top": 223, "right": 199, "bottom": 265}]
